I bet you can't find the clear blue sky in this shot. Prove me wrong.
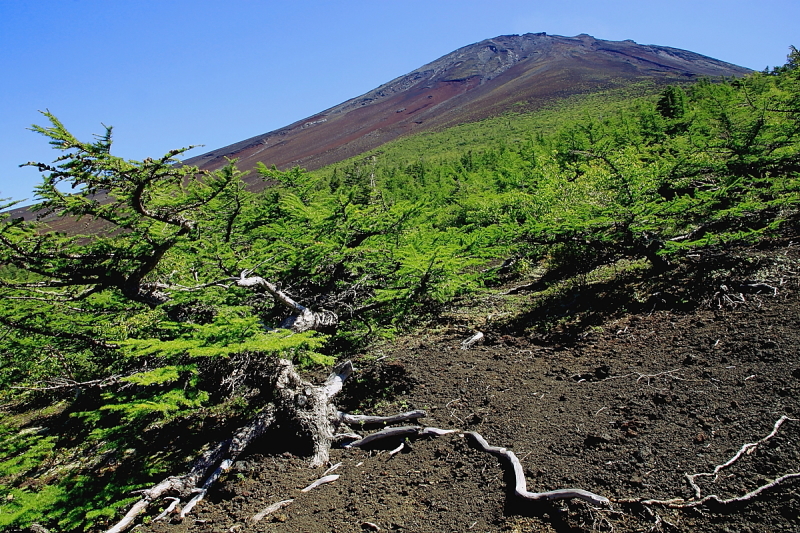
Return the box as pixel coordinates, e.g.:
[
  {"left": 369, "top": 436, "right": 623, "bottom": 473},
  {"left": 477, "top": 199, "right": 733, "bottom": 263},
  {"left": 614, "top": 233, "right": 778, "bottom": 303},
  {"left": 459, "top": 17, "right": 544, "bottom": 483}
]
[{"left": 1, "top": 0, "right": 797, "bottom": 204}]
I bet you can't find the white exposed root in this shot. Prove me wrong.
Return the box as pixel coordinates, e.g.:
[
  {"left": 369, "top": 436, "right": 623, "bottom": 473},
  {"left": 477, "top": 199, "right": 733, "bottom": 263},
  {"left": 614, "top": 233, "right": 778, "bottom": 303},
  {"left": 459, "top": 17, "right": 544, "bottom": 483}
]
[
  {"left": 108, "top": 359, "right": 354, "bottom": 531},
  {"left": 421, "top": 427, "right": 459, "bottom": 436},
  {"left": 152, "top": 497, "right": 180, "bottom": 522},
  {"left": 250, "top": 499, "right": 294, "bottom": 523},
  {"left": 338, "top": 409, "right": 426, "bottom": 426},
  {"left": 344, "top": 426, "right": 422, "bottom": 448},
  {"left": 389, "top": 442, "right": 405, "bottom": 456},
  {"left": 322, "top": 462, "right": 342, "bottom": 476},
  {"left": 616, "top": 416, "right": 800, "bottom": 508},
  {"left": 332, "top": 432, "right": 363, "bottom": 445},
  {"left": 105, "top": 408, "right": 275, "bottom": 533},
  {"left": 179, "top": 457, "right": 234, "bottom": 518},
  {"left": 685, "top": 415, "right": 796, "bottom": 498},
  {"left": 323, "top": 361, "right": 353, "bottom": 398},
  {"left": 344, "top": 425, "right": 457, "bottom": 448},
  {"left": 300, "top": 474, "right": 340, "bottom": 492},
  {"left": 464, "top": 431, "right": 611, "bottom": 507}
]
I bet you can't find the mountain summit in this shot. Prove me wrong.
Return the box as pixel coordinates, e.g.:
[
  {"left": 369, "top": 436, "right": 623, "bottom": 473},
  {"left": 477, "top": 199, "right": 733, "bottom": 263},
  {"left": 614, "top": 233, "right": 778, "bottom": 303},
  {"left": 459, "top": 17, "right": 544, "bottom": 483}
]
[{"left": 185, "top": 33, "right": 751, "bottom": 177}]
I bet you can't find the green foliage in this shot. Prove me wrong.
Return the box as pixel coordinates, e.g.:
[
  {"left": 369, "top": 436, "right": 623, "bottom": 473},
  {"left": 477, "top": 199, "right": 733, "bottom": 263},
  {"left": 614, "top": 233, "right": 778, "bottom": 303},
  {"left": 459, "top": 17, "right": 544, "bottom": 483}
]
[
  {"left": 0, "top": 108, "right": 486, "bottom": 530},
  {"left": 2, "top": 51, "right": 799, "bottom": 531}
]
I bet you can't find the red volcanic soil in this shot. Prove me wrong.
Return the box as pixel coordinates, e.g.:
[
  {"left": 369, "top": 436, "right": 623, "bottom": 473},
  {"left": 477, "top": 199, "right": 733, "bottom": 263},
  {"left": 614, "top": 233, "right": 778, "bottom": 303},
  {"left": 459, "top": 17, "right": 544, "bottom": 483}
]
[{"left": 183, "top": 33, "right": 751, "bottom": 185}]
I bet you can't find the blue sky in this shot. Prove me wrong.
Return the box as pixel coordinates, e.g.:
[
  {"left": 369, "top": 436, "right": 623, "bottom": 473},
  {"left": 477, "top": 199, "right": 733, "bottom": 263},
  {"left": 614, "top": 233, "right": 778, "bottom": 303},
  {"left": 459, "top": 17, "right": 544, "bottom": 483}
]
[{"left": 1, "top": 0, "right": 797, "bottom": 204}]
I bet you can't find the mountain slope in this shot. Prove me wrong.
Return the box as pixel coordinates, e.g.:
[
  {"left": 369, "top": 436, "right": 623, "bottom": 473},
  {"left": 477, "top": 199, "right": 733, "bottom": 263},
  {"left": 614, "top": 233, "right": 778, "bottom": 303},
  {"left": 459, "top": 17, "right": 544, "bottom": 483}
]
[{"left": 184, "top": 33, "right": 751, "bottom": 179}]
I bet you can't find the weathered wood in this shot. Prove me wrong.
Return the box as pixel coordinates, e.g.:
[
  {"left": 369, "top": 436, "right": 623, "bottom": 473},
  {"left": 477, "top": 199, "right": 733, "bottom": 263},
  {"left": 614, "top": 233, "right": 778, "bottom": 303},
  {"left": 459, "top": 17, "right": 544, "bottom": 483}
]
[{"left": 236, "top": 274, "right": 338, "bottom": 332}]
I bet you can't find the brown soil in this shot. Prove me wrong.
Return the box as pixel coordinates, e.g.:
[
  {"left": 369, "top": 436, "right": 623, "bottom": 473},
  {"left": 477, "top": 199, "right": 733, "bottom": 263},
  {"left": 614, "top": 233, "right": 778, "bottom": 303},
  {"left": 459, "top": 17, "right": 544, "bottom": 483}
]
[{"left": 147, "top": 245, "right": 800, "bottom": 533}]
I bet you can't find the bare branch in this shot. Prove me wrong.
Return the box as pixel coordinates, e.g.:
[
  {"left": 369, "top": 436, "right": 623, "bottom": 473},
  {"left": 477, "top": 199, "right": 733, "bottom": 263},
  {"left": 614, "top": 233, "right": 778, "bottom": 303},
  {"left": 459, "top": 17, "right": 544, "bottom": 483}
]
[{"left": 11, "top": 375, "right": 123, "bottom": 391}]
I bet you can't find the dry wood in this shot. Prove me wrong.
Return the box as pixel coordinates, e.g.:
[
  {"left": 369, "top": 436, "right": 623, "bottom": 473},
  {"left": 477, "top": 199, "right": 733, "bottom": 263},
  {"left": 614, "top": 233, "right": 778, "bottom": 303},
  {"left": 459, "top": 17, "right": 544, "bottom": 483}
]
[
  {"left": 105, "top": 408, "right": 275, "bottom": 533},
  {"left": 344, "top": 425, "right": 457, "bottom": 448},
  {"left": 152, "top": 497, "right": 179, "bottom": 522},
  {"left": 236, "top": 274, "right": 338, "bottom": 332},
  {"left": 107, "top": 358, "right": 354, "bottom": 532},
  {"left": 389, "top": 442, "right": 405, "bottom": 456}
]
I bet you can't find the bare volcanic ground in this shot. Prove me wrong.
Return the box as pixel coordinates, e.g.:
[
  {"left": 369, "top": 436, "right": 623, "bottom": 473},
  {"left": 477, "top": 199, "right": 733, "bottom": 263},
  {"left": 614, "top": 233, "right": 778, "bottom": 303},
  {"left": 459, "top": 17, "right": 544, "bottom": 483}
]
[{"left": 147, "top": 245, "right": 800, "bottom": 533}]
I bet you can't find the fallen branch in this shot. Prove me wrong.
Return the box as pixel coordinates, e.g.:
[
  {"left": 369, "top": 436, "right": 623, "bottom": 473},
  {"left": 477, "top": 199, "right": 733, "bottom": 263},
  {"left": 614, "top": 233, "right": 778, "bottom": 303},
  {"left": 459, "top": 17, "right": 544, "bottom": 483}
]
[{"left": 464, "top": 431, "right": 611, "bottom": 507}]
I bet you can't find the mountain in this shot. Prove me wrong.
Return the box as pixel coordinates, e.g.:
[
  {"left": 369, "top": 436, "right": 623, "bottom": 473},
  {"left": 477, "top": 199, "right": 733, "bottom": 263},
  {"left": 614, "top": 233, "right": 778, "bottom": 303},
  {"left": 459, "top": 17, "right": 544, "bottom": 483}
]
[{"left": 184, "top": 33, "right": 751, "bottom": 180}]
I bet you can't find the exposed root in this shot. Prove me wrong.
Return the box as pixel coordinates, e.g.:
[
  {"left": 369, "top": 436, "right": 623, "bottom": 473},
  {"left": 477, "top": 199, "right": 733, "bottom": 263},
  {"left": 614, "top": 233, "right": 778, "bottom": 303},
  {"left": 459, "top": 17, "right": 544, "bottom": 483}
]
[
  {"left": 300, "top": 474, "right": 340, "bottom": 492},
  {"left": 105, "top": 409, "right": 275, "bottom": 533},
  {"left": 107, "top": 358, "right": 800, "bottom": 532},
  {"left": 344, "top": 425, "right": 456, "bottom": 448},
  {"left": 249, "top": 499, "right": 294, "bottom": 524},
  {"left": 338, "top": 409, "right": 426, "bottom": 427},
  {"left": 615, "top": 415, "right": 800, "bottom": 508},
  {"left": 152, "top": 497, "right": 180, "bottom": 522},
  {"left": 107, "top": 359, "right": 353, "bottom": 532},
  {"left": 464, "top": 431, "right": 611, "bottom": 507},
  {"left": 389, "top": 442, "right": 405, "bottom": 456}
]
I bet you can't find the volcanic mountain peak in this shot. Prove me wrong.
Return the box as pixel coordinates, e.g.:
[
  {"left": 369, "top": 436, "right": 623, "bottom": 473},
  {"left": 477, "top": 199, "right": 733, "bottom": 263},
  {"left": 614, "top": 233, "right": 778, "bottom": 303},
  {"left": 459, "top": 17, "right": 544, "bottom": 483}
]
[
  {"left": 334, "top": 33, "right": 748, "bottom": 111},
  {"left": 184, "top": 33, "right": 752, "bottom": 179}
]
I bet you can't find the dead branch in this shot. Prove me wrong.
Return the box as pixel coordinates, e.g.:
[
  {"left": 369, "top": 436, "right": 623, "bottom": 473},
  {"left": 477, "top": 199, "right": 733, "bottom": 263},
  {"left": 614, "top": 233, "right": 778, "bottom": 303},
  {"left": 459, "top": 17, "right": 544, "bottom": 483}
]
[
  {"left": 236, "top": 273, "right": 338, "bottom": 332},
  {"left": 464, "top": 431, "right": 611, "bottom": 507},
  {"left": 11, "top": 375, "right": 123, "bottom": 391}
]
